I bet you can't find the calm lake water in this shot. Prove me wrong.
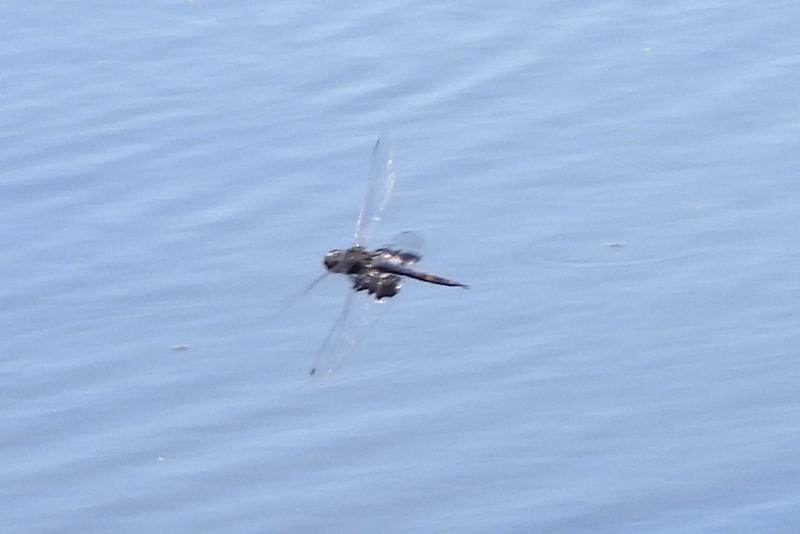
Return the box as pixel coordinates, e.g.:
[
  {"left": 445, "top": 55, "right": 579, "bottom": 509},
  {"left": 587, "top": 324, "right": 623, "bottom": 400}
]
[{"left": 2, "top": 1, "right": 799, "bottom": 532}]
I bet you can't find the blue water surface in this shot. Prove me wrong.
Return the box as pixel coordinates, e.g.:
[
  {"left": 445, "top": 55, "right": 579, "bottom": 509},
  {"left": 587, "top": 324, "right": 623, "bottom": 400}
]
[{"left": 2, "top": 1, "right": 799, "bottom": 532}]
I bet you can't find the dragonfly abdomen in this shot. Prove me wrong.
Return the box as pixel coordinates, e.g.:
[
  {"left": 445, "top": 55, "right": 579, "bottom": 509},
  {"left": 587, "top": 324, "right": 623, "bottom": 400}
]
[{"left": 372, "top": 261, "right": 468, "bottom": 289}]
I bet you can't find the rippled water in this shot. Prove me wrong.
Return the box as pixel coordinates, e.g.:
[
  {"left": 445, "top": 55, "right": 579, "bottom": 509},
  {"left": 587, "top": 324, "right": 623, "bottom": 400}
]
[{"left": 2, "top": 1, "right": 799, "bottom": 532}]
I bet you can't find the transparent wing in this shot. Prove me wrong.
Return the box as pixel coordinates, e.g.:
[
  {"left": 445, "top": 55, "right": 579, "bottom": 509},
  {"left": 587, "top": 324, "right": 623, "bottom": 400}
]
[
  {"left": 310, "top": 288, "right": 391, "bottom": 378},
  {"left": 354, "top": 137, "right": 396, "bottom": 247},
  {"left": 378, "top": 231, "right": 425, "bottom": 265},
  {"left": 280, "top": 272, "right": 328, "bottom": 311}
]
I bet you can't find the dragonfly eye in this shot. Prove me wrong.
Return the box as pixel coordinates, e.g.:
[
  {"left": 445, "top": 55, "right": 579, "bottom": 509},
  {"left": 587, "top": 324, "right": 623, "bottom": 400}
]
[{"left": 323, "top": 250, "right": 341, "bottom": 271}]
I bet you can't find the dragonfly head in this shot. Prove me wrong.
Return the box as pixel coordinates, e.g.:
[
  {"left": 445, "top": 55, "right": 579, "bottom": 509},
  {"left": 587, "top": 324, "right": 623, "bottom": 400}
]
[{"left": 323, "top": 249, "right": 343, "bottom": 272}]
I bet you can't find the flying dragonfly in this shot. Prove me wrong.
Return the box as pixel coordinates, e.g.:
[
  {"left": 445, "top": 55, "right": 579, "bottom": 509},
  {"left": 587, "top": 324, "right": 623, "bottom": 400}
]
[{"left": 310, "top": 137, "right": 467, "bottom": 377}]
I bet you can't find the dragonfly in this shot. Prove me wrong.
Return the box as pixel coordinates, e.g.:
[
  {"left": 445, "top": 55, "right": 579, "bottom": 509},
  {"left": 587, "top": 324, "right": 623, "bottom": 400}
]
[{"left": 309, "top": 137, "right": 467, "bottom": 377}]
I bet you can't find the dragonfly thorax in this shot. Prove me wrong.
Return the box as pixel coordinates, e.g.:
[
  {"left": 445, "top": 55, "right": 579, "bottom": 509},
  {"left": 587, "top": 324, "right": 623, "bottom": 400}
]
[{"left": 323, "top": 247, "right": 372, "bottom": 275}]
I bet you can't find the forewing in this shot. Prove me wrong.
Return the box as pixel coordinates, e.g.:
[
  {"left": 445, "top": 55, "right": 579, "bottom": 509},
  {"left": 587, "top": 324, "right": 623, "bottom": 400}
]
[
  {"left": 379, "top": 231, "right": 425, "bottom": 265},
  {"left": 310, "top": 288, "right": 390, "bottom": 378},
  {"left": 354, "top": 137, "right": 396, "bottom": 246}
]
